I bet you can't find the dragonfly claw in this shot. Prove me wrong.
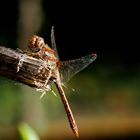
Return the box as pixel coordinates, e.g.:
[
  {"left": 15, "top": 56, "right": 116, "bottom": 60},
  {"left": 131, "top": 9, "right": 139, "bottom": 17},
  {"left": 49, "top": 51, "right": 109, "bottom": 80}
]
[
  {"left": 51, "top": 90, "right": 57, "bottom": 97},
  {"left": 16, "top": 54, "right": 26, "bottom": 72},
  {"left": 40, "top": 91, "right": 46, "bottom": 99}
]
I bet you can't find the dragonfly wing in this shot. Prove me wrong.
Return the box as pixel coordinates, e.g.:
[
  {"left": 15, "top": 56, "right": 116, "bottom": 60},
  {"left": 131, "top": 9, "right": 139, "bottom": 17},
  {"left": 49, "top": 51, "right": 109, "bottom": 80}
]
[
  {"left": 59, "top": 53, "right": 97, "bottom": 83},
  {"left": 51, "top": 26, "right": 59, "bottom": 60}
]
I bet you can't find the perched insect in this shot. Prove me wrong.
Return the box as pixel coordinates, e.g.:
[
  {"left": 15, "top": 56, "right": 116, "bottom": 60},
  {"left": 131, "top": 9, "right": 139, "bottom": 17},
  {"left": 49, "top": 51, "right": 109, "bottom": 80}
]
[{"left": 26, "top": 26, "right": 97, "bottom": 138}]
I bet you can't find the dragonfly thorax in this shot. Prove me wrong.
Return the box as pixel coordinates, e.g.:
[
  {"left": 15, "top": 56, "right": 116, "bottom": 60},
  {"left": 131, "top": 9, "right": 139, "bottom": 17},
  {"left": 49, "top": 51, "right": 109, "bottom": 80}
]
[{"left": 28, "top": 35, "right": 58, "bottom": 67}]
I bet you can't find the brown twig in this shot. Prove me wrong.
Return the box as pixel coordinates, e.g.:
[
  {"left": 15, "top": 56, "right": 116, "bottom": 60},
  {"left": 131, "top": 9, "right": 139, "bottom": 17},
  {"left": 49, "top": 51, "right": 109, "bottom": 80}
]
[{"left": 0, "top": 46, "right": 50, "bottom": 89}]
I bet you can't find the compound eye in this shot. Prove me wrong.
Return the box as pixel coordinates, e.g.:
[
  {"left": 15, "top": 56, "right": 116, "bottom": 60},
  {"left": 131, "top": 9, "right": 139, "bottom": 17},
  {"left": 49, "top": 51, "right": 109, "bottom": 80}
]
[
  {"left": 28, "top": 35, "right": 44, "bottom": 52},
  {"left": 36, "top": 37, "right": 45, "bottom": 49}
]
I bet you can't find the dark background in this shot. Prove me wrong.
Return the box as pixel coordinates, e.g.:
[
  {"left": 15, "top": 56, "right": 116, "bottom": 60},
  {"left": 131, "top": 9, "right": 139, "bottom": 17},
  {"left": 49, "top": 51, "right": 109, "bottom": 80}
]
[{"left": 0, "top": 1, "right": 139, "bottom": 66}]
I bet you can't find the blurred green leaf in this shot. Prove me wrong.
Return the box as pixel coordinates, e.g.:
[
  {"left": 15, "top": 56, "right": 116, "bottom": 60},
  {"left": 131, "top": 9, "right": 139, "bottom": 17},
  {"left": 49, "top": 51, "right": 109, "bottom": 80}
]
[{"left": 18, "top": 122, "right": 40, "bottom": 140}]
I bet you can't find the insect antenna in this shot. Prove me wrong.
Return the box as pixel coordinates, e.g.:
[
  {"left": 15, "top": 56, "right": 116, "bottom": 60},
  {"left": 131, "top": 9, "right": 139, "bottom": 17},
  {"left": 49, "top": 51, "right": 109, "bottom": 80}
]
[{"left": 62, "top": 83, "right": 76, "bottom": 92}]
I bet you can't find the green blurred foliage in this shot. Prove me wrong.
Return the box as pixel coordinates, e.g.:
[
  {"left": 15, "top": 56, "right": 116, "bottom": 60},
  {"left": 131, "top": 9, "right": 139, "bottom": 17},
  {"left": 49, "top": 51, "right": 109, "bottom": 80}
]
[
  {"left": 18, "top": 122, "right": 40, "bottom": 140},
  {"left": 0, "top": 62, "right": 140, "bottom": 139}
]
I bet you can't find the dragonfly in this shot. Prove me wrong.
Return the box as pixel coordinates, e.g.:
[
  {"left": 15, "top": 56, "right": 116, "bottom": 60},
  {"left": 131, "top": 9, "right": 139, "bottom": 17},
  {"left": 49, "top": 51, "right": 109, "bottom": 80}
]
[{"left": 26, "top": 26, "right": 97, "bottom": 138}]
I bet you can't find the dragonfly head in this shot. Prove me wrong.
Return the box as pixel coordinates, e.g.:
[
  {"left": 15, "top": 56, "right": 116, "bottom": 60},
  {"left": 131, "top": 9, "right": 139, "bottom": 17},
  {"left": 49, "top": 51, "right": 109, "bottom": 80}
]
[{"left": 28, "top": 35, "right": 45, "bottom": 52}]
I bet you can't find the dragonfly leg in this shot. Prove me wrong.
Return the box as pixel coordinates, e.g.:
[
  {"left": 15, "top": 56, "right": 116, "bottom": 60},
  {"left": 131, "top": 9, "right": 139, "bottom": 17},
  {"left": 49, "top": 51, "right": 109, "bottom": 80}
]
[
  {"left": 44, "top": 69, "right": 52, "bottom": 87},
  {"left": 16, "top": 48, "right": 24, "bottom": 53},
  {"left": 40, "top": 91, "right": 46, "bottom": 99},
  {"left": 16, "top": 54, "right": 26, "bottom": 72}
]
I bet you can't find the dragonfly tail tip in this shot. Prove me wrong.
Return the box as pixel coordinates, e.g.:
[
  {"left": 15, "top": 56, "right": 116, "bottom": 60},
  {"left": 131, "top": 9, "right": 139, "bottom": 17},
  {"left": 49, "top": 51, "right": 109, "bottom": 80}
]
[{"left": 74, "top": 130, "right": 79, "bottom": 138}]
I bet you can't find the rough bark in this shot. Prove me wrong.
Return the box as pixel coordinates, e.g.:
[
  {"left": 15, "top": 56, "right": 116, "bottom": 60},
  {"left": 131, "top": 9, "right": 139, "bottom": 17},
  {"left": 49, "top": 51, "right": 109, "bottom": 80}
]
[{"left": 0, "top": 46, "right": 50, "bottom": 90}]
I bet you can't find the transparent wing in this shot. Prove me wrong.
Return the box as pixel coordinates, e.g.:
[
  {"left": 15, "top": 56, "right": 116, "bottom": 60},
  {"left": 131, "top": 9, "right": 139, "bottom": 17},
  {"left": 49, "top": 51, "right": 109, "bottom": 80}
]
[
  {"left": 59, "top": 54, "right": 97, "bottom": 83},
  {"left": 50, "top": 26, "right": 97, "bottom": 83},
  {"left": 51, "top": 26, "right": 59, "bottom": 60}
]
